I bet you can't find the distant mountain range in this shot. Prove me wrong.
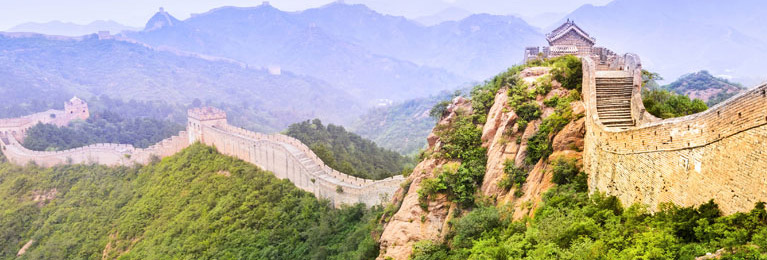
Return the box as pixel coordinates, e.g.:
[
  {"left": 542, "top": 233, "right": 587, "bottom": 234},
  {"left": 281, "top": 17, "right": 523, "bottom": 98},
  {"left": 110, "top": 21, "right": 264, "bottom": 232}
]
[
  {"left": 122, "top": 3, "right": 542, "bottom": 104},
  {"left": 4, "top": 0, "right": 767, "bottom": 152},
  {"left": 0, "top": 33, "right": 359, "bottom": 132},
  {"left": 7, "top": 20, "right": 139, "bottom": 36},
  {"left": 414, "top": 7, "right": 472, "bottom": 26}
]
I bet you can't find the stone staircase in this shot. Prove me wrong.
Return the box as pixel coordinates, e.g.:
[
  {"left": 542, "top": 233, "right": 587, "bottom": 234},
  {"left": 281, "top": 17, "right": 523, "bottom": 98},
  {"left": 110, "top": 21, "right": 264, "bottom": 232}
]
[
  {"left": 281, "top": 143, "right": 343, "bottom": 186},
  {"left": 595, "top": 72, "right": 635, "bottom": 128}
]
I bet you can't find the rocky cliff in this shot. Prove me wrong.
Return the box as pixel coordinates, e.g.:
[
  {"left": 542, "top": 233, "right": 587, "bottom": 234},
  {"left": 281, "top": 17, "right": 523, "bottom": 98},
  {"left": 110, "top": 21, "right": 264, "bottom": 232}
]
[{"left": 377, "top": 66, "right": 586, "bottom": 259}]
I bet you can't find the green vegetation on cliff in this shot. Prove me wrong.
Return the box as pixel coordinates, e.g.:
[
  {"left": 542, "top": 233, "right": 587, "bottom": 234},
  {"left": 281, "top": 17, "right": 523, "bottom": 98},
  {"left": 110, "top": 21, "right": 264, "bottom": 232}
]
[
  {"left": 285, "top": 119, "right": 412, "bottom": 180},
  {"left": 412, "top": 161, "right": 767, "bottom": 260},
  {"left": 22, "top": 111, "right": 184, "bottom": 151},
  {"left": 0, "top": 144, "right": 380, "bottom": 259},
  {"left": 419, "top": 55, "right": 583, "bottom": 209}
]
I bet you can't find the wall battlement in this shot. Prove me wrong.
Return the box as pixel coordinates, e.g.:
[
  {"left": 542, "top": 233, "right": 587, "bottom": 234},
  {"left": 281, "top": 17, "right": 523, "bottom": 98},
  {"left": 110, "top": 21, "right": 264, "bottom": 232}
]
[
  {"left": 1, "top": 105, "right": 401, "bottom": 207},
  {"left": 582, "top": 54, "right": 767, "bottom": 215},
  {"left": 188, "top": 107, "right": 227, "bottom": 121}
]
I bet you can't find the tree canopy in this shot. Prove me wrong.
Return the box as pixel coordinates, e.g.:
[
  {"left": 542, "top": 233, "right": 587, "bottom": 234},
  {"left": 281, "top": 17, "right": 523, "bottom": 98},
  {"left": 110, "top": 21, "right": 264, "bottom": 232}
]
[
  {"left": 22, "top": 111, "right": 184, "bottom": 151},
  {"left": 0, "top": 144, "right": 381, "bottom": 259},
  {"left": 285, "top": 119, "right": 412, "bottom": 180}
]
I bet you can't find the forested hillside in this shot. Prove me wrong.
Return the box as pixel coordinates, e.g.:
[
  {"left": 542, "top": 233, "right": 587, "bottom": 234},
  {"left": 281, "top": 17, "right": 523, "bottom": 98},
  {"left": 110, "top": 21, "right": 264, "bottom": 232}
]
[
  {"left": 0, "top": 144, "right": 380, "bottom": 259},
  {"left": 286, "top": 119, "right": 412, "bottom": 180},
  {"left": 352, "top": 92, "right": 454, "bottom": 156},
  {"left": 22, "top": 111, "right": 184, "bottom": 151}
]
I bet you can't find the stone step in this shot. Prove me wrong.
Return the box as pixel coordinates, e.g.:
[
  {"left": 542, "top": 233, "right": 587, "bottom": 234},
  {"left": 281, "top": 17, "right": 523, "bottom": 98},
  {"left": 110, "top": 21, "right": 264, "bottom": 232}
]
[
  {"left": 596, "top": 78, "right": 633, "bottom": 82},
  {"left": 598, "top": 111, "right": 632, "bottom": 117},
  {"left": 597, "top": 91, "right": 632, "bottom": 94},
  {"left": 596, "top": 83, "right": 633, "bottom": 87},
  {"left": 599, "top": 115, "right": 632, "bottom": 120},
  {"left": 598, "top": 111, "right": 631, "bottom": 115},
  {"left": 597, "top": 100, "right": 630, "bottom": 104},
  {"left": 597, "top": 104, "right": 631, "bottom": 111},
  {"left": 596, "top": 89, "right": 632, "bottom": 93}
]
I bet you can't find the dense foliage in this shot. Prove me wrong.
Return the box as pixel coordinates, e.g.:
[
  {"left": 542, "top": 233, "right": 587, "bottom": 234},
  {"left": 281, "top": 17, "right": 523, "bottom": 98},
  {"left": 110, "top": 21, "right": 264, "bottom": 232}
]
[
  {"left": 286, "top": 119, "right": 412, "bottom": 180},
  {"left": 420, "top": 114, "right": 487, "bottom": 207},
  {"left": 642, "top": 89, "right": 708, "bottom": 119},
  {"left": 23, "top": 111, "right": 184, "bottom": 151},
  {"left": 417, "top": 66, "right": 524, "bottom": 208},
  {"left": 0, "top": 144, "right": 380, "bottom": 259},
  {"left": 412, "top": 163, "right": 767, "bottom": 260}
]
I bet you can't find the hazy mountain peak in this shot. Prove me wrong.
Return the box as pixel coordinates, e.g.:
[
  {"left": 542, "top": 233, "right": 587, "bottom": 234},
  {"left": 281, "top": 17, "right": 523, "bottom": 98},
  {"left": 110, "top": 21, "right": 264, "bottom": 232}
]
[
  {"left": 144, "top": 7, "right": 181, "bottom": 31},
  {"left": 414, "top": 7, "right": 472, "bottom": 26},
  {"left": 7, "top": 20, "right": 138, "bottom": 36}
]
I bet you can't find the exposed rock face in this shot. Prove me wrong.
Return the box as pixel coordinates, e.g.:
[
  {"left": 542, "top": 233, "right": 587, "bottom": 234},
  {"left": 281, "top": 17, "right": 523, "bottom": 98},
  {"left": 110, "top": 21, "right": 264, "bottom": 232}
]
[
  {"left": 378, "top": 97, "right": 470, "bottom": 260},
  {"left": 378, "top": 68, "right": 586, "bottom": 259}
]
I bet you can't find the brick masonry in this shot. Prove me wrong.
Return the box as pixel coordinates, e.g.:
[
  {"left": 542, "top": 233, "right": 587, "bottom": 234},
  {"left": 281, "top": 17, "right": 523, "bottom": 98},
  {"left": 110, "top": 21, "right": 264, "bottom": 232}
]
[{"left": 583, "top": 54, "right": 767, "bottom": 215}]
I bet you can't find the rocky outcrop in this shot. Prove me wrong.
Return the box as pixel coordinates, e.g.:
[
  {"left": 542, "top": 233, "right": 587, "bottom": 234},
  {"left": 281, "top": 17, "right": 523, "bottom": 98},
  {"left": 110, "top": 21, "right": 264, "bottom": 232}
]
[
  {"left": 378, "top": 68, "right": 587, "bottom": 259},
  {"left": 377, "top": 97, "right": 470, "bottom": 260}
]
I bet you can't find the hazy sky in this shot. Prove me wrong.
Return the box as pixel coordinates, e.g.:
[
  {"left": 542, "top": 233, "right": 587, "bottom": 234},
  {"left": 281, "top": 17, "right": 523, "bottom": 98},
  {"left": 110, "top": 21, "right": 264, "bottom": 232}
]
[{"left": 0, "top": 0, "right": 613, "bottom": 30}]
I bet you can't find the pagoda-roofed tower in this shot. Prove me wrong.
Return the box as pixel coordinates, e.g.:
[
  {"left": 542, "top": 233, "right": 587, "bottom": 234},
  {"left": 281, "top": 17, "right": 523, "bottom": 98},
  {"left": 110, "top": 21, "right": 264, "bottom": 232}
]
[{"left": 545, "top": 19, "right": 596, "bottom": 57}]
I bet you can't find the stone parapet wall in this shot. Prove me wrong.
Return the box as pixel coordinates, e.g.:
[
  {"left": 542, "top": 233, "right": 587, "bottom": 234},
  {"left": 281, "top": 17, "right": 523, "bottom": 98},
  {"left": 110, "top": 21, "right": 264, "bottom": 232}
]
[
  {"left": 0, "top": 131, "right": 189, "bottom": 167},
  {"left": 203, "top": 124, "right": 403, "bottom": 206},
  {"left": 1, "top": 104, "right": 401, "bottom": 207},
  {"left": 583, "top": 56, "right": 767, "bottom": 214}
]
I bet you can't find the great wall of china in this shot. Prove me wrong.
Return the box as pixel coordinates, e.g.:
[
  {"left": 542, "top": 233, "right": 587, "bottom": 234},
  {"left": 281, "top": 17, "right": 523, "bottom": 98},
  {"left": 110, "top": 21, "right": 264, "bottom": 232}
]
[
  {"left": 2, "top": 20, "right": 767, "bottom": 214},
  {"left": 0, "top": 103, "right": 402, "bottom": 206},
  {"left": 582, "top": 53, "right": 767, "bottom": 215}
]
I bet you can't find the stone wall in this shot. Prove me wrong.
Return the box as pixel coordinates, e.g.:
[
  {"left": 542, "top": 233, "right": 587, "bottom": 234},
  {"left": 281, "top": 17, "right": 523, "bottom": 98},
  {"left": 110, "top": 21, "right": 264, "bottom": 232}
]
[
  {"left": 197, "top": 123, "right": 403, "bottom": 206},
  {"left": 0, "top": 106, "right": 402, "bottom": 207},
  {"left": 0, "top": 131, "right": 189, "bottom": 167},
  {"left": 583, "top": 56, "right": 767, "bottom": 214}
]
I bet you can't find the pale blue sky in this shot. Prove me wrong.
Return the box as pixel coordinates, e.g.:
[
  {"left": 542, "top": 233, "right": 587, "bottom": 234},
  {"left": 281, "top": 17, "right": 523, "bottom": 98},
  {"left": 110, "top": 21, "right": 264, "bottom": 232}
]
[{"left": 0, "top": 0, "right": 613, "bottom": 30}]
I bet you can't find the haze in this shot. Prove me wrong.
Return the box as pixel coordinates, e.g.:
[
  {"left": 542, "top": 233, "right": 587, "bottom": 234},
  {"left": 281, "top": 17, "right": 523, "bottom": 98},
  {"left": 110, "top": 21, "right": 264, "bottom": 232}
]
[{"left": 0, "top": 0, "right": 613, "bottom": 30}]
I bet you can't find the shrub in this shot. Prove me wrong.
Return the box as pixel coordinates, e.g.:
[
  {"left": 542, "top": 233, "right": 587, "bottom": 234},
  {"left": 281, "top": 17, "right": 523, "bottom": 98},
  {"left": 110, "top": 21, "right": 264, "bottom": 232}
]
[
  {"left": 516, "top": 102, "right": 541, "bottom": 122},
  {"left": 642, "top": 89, "right": 708, "bottom": 118},
  {"left": 430, "top": 100, "right": 452, "bottom": 120},
  {"left": 550, "top": 55, "right": 583, "bottom": 91},
  {"left": 551, "top": 157, "right": 579, "bottom": 185},
  {"left": 451, "top": 207, "right": 504, "bottom": 248},
  {"left": 544, "top": 96, "right": 560, "bottom": 108}
]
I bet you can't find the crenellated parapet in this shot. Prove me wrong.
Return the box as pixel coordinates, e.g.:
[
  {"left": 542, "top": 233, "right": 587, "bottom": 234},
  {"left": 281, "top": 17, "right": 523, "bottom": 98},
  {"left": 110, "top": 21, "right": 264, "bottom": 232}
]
[{"left": 201, "top": 120, "right": 403, "bottom": 206}]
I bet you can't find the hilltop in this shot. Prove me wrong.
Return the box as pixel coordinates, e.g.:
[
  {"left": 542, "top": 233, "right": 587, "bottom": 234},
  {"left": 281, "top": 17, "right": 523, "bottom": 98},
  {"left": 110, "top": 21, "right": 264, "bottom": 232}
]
[
  {"left": 664, "top": 70, "right": 745, "bottom": 106},
  {"left": 122, "top": 3, "right": 542, "bottom": 103}
]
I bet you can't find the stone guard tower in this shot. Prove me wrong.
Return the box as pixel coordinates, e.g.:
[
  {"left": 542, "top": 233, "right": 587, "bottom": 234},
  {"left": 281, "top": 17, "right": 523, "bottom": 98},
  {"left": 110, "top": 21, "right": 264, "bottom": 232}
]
[
  {"left": 187, "top": 107, "right": 227, "bottom": 144},
  {"left": 65, "top": 96, "right": 89, "bottom": 121}
]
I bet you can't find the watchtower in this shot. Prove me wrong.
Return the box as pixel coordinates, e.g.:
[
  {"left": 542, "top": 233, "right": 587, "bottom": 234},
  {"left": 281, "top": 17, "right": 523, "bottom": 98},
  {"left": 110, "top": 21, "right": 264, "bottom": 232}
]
[
  {"left": 65, "top": 96, "right": 89, "bottom": 121},
  {"left": 187, "top": 107, "right": 227, "bottom": 143}
]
